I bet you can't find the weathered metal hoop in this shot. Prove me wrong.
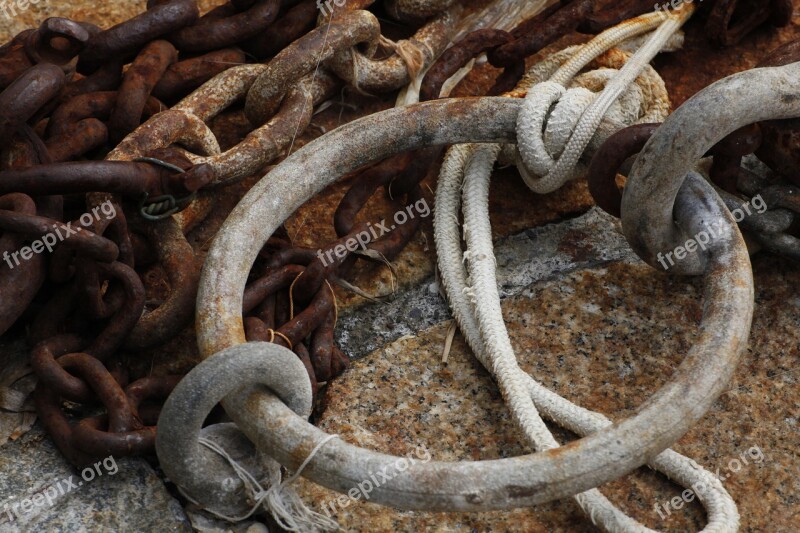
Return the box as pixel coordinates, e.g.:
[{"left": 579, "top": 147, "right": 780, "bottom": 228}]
[
  {"left": 177, "top": 97, "right": 753, "bottom": 512},
  {"left": 156, "top": 341, "right": 313, "bottom": 517},
  {"left": 622, "top": 62, "right": 800, "bottom": 275}
]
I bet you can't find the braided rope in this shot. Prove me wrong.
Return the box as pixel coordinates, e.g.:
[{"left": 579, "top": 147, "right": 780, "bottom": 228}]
[
  {"left": 515, "top": 8, "right": 694, "bottom": 194},
  {"left": 430, "top": 8, "right": 740, "bottom": 530},
  {"left": 434, "top": 142, "right": 740, "bottom": 532}
]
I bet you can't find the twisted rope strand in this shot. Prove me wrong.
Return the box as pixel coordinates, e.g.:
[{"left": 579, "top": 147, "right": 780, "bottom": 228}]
[
  {"left": 515, "top": 7, "right": 695, "bottom": 193},
  {"left": 434, "top": 143, "right": 739, "bottom": 532}
]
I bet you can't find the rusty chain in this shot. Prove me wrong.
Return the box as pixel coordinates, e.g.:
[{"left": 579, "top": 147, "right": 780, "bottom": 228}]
[{"left": 0, "top": 0, "right": 461, "bottom": 469}]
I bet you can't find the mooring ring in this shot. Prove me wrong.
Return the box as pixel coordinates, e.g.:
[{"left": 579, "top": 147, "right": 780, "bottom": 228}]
[
  {"left": 156, "top": 341, "right": 313, "bottom": 516},
  {"left": 185, "top": 97, "right": 752, "bottom": 511},
  {"left": 622, "top": 63, "right": 800, "bottom": 275}
]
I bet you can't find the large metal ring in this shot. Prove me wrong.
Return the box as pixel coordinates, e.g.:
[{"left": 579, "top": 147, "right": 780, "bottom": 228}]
[
  {"left": 621, "top": 62, "right": 800, "bottom": 275},
  {"left": 190, "top": 97, "right": 753, "bottom": 511},
  {"left": 156, "top": 341, "right": 313, "bottom": 516}
]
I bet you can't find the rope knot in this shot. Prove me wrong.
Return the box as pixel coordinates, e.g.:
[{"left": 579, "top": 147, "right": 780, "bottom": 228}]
[{"left": 512, "top": 9, "right": 689, "bottom": 194}]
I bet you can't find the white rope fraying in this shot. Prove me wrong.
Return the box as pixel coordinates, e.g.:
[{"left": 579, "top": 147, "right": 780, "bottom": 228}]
[
  {"left": 514, "top": 8, "right": 694, "bottom": 194},
  {"left": 189, "top": 434, "right": 341, "bottom": 531}
]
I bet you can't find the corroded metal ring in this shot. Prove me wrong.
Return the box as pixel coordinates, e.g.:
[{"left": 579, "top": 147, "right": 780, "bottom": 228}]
[
  {"left": 156, "top": 341, "right": 313, "bottom": 517},
  {"left": 622, "top": 63, "right": 800, "bottom": 275},
  {"left": 185, "top": 97, "right": 753, "bottom": 511}
]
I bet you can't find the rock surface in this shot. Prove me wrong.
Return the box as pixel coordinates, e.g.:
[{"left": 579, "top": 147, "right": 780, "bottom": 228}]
[
  {"left": 296, "top": 211, "right": 800, "bottom": 532},
  {"left": 0, "top": 426, "right": 190, "bottom": 532}
]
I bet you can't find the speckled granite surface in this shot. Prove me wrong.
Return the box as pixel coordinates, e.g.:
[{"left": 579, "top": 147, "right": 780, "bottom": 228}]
[
  {"left": 295, "top": 215, "right": 800, "bottom": 531},
  {"left": 0, "top": 1, "right": 799, "bottom": 532},
  {"left": 0, "top": 426, "right": 190, "bottom": 531}
]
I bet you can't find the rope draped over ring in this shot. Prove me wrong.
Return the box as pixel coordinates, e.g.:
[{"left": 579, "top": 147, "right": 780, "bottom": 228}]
[
  {"left": 436, "top": 142, "right": 740, "bottom": 533},
  {"left": 514, "top": 8, "right": 693, "bottom": 194}
]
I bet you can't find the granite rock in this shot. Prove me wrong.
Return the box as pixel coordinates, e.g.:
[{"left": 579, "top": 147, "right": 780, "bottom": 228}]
[{"left": 0, "top": 425, "right": 191, "bottom": 532}]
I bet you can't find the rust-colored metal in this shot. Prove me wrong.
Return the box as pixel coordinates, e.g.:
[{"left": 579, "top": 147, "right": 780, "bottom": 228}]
[
  {"left": 0, "top": 210, "right": 118, "bottom": 262},
  {"left": 124, "top": 217, "right": 200, "bottom": 350},
  {"left": 182, "top": 71, "right": 339, "bottom": 187},
  {"left": 82, "top": 261, "right": 146, "bottom": 359},
  {"left": 45, "top": 119, "right": 109, "bottom": 162},
  {"left": 710, "top": 123, "right": 763, "bottom": 193},
  {"left": 77, "top": 0, "right": 199, "bottom": 74},
  {"left": 488, "top": 60, "right": 526, "bottom": 96},
  {"left": 488, "top": 0, "right": 593, "bottom": 68},
  {"left": 47, "top": 91, "right": 165, "bottom": 139},
  {"left": 294, "top": 342, "right": 319, "bottom": 399},
  {"left": 71, "top": 373, "right": 182, "bottom": 457},
  {"left": 109, "top": 40, "right": 178, "bottom": 145},
  {"left": 755, "top": 40, "right": 800, "bottom": 186},
  {"left": 0, "top": 33, "right": 35, "bottom": 91},
  {"left": 277, "top": 278, "right": 334, "bottom": 350},
  {"left": 31, "top": 335, "right": 94, "bottom": 403},
  {"left": 35, "top": 385, "right": 98, "bottom": 467},
  {"left": 309, "top": 306, "right": 339, "bottom": 382},
  {"left": 24, "top": 17, "right": 91, "bottom": 65},
  {"left": 0, "top": 64, "right": 65, "bottom": 140},
  {"left": 244, "top": 9, "right": 379, "bottom": 125},
  {"left": 420, "top": 29, "right": 511, "bottom": 102},
  {"left": 0, "top": 161, "right": 190, "bottom": 197},
  {"left": 770, "top": 0, "right": 794, "bottom": 26},
  {"left": 29, "top": 283, "right": 78, "bottom": 343},
  {"left": 60, "top": 60, "right": 124, "bottom": 103},
  {"left": 243, "top": 264, "right": 305, "bottom": 314},
  {"left": 124, "top": 374, "right": 184, "bottom": 418},
  {"left": 590, "top": 122, "right": 769, "bottom": 216},
  {"left": 0, "top": 0, "right": 460, "bottom": 471},
  {"left": 169, "top": 0, "right": 280, "bottom": 52},
  {"left": 334, "top": 152, "right": 416, "bottom": 236},
  {"left": 588, "top": 123, "right": 659, "bottom": 217},
  {"left": 152, "top": 48, "right": 246, "bottom": 103},
  {"left": 243, "top": 0, "right": 317, "bottom": 59},
  {"left": 705, "top": 0, "right": 788, "bottom": 47},
  {"left": 0, "top": 193, "right": 46, "bottom": 335},
  {"left": 579, "top": 0, "right": 653, "bottom": 34},
  {"left": 34, "top": 343, "right": 179, "bottom": 464}
]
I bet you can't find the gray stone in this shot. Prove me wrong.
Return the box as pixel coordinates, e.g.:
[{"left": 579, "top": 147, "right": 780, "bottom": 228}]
[
  {"left": 0, "top": 425, "right": 191, "bottom": 532},
  {"left": 336, "top": 208, "right": 638, "bottom": 359}
]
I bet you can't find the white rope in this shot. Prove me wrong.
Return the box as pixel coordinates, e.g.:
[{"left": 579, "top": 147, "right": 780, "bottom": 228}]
[
  {"left": 435, "top": 143, "right": 740, "bottom": 532},
  {"left": 515, "top": 8, "right": 694, "bottom": 194},
  {"left": 184, "top": 434, "right": 341, "bottom": 531},
  {"left": 432, "top": 10, "right": 739, "bottom": 531}
]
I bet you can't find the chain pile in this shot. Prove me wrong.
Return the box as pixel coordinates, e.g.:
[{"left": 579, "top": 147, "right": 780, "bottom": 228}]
[{"left": 0, "top": 0, "right": 465, "bottom": 468}]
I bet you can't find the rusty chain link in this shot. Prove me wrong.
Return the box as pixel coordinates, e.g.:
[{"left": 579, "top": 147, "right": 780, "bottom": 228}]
[{"left": 0, "top": 0, "right": 464, "bottom": 468}]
